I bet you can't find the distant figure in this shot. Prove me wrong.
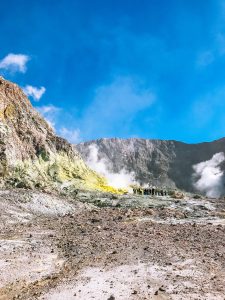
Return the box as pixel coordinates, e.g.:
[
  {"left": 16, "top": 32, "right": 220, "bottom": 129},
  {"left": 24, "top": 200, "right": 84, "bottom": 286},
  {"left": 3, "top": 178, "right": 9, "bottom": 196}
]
[{"left": 133, "top": 186, "right": 169, "bottom": 196}]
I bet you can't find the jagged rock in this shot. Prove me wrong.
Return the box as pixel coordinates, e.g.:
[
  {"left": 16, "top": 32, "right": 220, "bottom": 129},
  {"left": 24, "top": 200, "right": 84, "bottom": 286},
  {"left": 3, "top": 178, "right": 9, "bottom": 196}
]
[
  {"left": 77, "top": 137, "right": 225, "bottom": 193},
  {"left": 0, "top": 76, "right": 116, "bottom": 193}
]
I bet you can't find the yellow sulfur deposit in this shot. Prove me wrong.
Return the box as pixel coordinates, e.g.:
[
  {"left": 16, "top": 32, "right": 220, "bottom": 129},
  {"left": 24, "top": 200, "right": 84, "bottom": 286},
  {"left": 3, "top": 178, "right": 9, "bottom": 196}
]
[
  {"left": 0, "top": 104, "right": 16, "bottom": 121},
  {"left": 7, "top": 152, "right": 125, "bottom": 194}
]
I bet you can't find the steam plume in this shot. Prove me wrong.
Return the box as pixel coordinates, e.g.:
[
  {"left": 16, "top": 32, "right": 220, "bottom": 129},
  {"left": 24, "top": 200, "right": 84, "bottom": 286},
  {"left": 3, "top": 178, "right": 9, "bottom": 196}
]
[
  {"left": 87, "top": 145, "right": 136, "bottom": 190},
  {"left": 193, "top": 152, "right": 225, "bottom": 198}
]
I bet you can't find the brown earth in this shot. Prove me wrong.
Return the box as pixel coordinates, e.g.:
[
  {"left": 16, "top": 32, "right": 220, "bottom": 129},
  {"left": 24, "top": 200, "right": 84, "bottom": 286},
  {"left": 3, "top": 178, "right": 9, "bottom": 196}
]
[{"left": 0, "top": 190, "right": 225, "bottom": 300}]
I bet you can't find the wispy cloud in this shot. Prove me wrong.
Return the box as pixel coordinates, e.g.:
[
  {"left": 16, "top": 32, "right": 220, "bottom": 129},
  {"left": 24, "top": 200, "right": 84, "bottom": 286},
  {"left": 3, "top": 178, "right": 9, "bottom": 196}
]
[
  {"left": 0, "top": 53, "right": 30, "bottom": 73},
  {"left": 36, "top": 105, "right": 81, "bottom": 143},
  {"left": 40, "top": 76, "right": 156, "bottom": 142},
  {"left": 191, "top": 87, "right": 225, "bottom": 126},
  {"left": 59, "top": 127, "right": 81, "bottom": 143},
  {"left": 196, "top": 51, "right": 215, "bottom": 67},
  {"left": 36, "top": 105, "right": 60, "bottom": 130},
  {"left": 196, "top": 2, "right": 225, "bottom": 68},
  {"left": 37, "top": 105, "right": 59, "bottom": 114},
  {"left": 186, "top": 85, "right": 225, "bottom": 140},
  {"left": 23, "top": 85, "right": 46, "bottom": 101},
  {"left": 216, "top": 33, "right": 225, "bottom": 55},
  {"left": 79, "top": 76, "right": 156, "bottom": 139}
]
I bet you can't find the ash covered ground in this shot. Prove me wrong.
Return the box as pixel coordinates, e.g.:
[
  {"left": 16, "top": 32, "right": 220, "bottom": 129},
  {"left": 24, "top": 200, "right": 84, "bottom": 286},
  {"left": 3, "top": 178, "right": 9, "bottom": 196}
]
[{"left": 0, "top": 189, "right": 225, "bottom": 300}]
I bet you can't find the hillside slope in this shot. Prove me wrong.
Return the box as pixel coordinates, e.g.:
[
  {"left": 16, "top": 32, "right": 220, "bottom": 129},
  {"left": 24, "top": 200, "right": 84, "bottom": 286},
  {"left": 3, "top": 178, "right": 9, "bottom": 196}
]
[{"left": 0, "top": 76, "right": 115, "bottom": 193}]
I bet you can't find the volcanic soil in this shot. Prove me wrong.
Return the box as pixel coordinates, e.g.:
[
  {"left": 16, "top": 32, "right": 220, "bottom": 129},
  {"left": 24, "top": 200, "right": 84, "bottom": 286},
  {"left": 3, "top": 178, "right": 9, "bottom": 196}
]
[{"left": 0, "top": 189, "right": 225, "bottom": 300}]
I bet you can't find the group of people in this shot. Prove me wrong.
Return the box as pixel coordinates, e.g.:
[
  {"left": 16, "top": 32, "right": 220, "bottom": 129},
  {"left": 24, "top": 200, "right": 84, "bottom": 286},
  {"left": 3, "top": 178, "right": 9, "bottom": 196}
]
[{"left": 133, "top": 187, "right": 168, "bottom": 196}]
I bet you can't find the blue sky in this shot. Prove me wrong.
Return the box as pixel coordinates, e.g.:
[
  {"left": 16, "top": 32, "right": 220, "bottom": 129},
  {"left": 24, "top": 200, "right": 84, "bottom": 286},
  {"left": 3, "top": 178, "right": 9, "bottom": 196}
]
[{"left": 1, "top": 0, "right": 225, "bottom": 143}]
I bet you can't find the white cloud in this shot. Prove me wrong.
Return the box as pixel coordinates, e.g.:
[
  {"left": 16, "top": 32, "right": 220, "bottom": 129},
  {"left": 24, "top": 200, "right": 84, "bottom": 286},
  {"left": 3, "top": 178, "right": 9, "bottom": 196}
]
[
  {"left": 23, "top": 85, "right": 46, "bottom": 101},
  {"left": 0, "top": 53, "right": 30, "bottom": 73},
  {"left": 59, "top": 127, "right": 81, "bottom": 143},
  {"left": 36, "top": 105, "right": 60, "bottom": 130}
]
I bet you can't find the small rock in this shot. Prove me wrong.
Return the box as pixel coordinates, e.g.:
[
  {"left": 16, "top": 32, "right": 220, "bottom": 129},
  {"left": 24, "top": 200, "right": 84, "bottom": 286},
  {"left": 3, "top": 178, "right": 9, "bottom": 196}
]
[{"left": 159, "top": 286, "right": 166, "bottom": 292}]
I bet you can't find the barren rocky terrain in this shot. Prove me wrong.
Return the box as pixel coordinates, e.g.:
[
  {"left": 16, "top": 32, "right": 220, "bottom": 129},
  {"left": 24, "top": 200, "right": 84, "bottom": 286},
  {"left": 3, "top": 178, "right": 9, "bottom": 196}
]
[
  {"left": 0, "top": 189, "right": 225, "bottom": 300},
  {"left": 0, "top": 77, "right": 225, "bottom": 300},
  {"left": 77, "top": 137, "right": 225, "bottom": 192}
]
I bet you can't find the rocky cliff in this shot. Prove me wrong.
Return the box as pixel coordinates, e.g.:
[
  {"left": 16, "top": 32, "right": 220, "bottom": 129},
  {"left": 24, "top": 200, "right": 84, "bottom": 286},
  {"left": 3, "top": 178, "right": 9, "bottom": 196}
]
[
  {"left": 0, "top": 76, "right": 116, "bottom": 193},
  {"left": 77, "top": 137, "right": 225, "bottom": 193}
]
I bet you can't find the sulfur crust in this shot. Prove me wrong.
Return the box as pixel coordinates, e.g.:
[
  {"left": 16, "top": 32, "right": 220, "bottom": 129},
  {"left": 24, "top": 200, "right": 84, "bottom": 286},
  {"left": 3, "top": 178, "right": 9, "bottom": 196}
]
[
  {"left": 6, "top": 152, "right": 127, "bottom": 194},
  {"left": 0, "top": 104, "right": 16, "bottom": 121}
]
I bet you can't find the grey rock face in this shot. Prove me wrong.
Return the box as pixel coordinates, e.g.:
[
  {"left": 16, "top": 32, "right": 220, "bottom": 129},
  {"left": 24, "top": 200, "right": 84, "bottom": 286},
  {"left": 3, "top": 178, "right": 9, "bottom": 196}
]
[{"left": 76, "top": 137, "right": 225, "bottom": 192}]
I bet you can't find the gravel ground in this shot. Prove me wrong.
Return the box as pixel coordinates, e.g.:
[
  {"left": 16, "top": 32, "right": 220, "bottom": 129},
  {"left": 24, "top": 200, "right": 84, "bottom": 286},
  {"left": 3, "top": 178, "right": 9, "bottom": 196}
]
[{"left": 0, "top": 190, "right": 225, "bottom": 300}]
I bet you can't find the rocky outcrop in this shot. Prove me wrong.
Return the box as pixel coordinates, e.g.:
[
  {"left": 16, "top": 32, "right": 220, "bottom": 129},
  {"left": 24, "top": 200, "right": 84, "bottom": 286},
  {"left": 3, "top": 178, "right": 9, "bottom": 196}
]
[
  {"left": 0, "top": 76, "right": 116, "bottom": 193},
  {"left": 0, "top": 76, "right": 75, "bottom": 165},
  {"left": 77, "top": 137, "right": 225, "bottom": 193}
]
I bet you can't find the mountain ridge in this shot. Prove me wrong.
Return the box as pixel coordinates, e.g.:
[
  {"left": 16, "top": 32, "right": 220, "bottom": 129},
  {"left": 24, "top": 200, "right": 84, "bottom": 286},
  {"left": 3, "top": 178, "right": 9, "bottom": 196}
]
[
  {"left": 78, "top": 136, "right": 225, "bottom": 146},
  {"left": 77, "top": 137, "right": 225, "bottom": 194}
]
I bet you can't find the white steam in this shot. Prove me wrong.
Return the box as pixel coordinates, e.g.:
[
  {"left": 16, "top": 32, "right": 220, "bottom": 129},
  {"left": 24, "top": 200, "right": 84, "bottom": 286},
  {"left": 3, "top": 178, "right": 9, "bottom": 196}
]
[
  {"left": 87, "top": 145, "right": 136, "bottom": 190},
  {"left": 193, "top": 152, "right": 225, "bottom": 198}
]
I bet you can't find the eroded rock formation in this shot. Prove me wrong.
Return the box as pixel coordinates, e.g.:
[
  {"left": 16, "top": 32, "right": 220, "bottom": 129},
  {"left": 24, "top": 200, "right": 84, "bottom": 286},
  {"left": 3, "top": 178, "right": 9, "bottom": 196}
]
[{"left": 0, "top": 76, "right": 116, "bottom": 193}]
